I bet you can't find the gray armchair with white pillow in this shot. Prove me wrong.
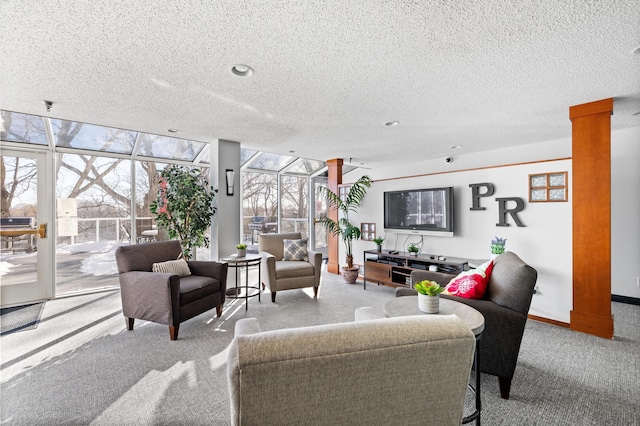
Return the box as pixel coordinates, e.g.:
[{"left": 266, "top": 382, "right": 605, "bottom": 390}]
[
  {"left": 115, "top": 240, "right": 228, "bottom": 340},
  {"left": 258, "top": 232, "right": 322, "bottom": 302}
]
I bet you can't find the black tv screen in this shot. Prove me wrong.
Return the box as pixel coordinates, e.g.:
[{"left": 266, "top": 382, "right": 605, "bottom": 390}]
[{"left": 384, "top": 187, "right": 454, "bottom": 236}]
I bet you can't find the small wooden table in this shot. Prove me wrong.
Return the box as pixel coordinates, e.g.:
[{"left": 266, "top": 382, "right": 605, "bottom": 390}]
[
  {"left": 222, "top": 254, "right": 262, "bottom": 311},
  {"left": 384, "top": 296, "right": 484, "bottom": 425}
]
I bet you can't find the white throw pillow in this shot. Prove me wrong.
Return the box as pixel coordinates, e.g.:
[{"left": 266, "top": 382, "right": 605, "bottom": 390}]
[
  {"left": 283, "top": 239, "right": 309, "bottom": 261},
  {"left": 152, "top": 258, "right": 191, "bottom": 277}
]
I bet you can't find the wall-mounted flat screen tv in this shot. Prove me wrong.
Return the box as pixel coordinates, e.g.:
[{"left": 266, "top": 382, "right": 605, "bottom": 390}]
[{"left": 384, "top": 187, "right": 454, "bottom": 237}]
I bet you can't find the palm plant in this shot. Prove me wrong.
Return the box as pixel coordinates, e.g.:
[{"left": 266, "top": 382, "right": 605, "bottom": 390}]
[{"left": 316, "top": 175, "right": 373, "bottom": 269}]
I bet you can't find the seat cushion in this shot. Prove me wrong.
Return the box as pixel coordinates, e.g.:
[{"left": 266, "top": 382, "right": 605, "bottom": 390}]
[
  {"left": 179, "top": 275, "right": 220, "bottom": 305},
  {"left": 275, "top": 260, "right": 315, "bottom": 279}
]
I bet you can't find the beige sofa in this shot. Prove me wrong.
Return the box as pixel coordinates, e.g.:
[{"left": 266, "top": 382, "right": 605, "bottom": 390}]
[
  {"left": 227, "top": 315, "right": 476, "bottom": 426},
  {"left": 258, "top": 232, "right": 322, "bottom": 302}
]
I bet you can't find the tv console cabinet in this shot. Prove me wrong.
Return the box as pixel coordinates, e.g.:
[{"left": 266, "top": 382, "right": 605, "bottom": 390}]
[{"left": 363, "top": 249, "right": 469, "bottom": 290}]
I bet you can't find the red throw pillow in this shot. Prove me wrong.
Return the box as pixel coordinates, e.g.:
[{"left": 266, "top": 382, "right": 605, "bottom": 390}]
[{"left": 444, "top": 260, "right": 494, "bottom": 299}]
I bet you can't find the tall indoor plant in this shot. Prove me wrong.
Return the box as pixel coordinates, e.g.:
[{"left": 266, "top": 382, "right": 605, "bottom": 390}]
[
  {"left": 150, "top": 165, "right": 217, "bottom": 259},
  {"left": 316, "top": 175, "right": 373, "bottom": 282}
]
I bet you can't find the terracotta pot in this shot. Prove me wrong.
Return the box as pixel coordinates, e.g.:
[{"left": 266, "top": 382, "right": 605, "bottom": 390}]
[{"left": 342, "top": 266, "right": 359, "bottom": 284}]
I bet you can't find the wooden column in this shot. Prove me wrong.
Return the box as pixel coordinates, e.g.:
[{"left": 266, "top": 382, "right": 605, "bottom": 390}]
[
  {"left": 326, "top": 159, "right": 343, "bottom": 274},
  {"left": 569, "top": 98, "right": 614, "bottom": 339}
]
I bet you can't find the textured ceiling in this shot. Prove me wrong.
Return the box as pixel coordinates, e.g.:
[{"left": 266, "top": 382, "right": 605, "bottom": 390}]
[{"left": 1, "top": 0, "right": 639, "bottom": 168}]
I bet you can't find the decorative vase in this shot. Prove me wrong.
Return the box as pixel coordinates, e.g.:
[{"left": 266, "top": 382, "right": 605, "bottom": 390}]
[
  {"left": 418, "top": 294, "right": 439, "bottom": 314},
  {"left": 342, "top": 267, "right": 359, "bottom": 284},
  {"left": 376, "top": 245, "right": 382, "bottom": 252},
  {"left": 237, "top": 248, "right": 246, "bottom": 257}
]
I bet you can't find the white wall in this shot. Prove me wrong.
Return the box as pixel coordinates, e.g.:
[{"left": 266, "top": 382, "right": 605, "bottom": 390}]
[
  {"left": 210, "top": 139, "right": 241, "bottom": 259},
  {"left": 611, "top": 127, "right": 640, "bottom": 298},
  {"left": 342, "top": 126, "right": 639, "bottom": 323}
]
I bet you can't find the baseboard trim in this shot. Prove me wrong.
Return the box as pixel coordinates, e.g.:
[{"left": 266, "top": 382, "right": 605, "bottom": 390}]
[
  {"left": 527, "top": 314, "right": 570, "bottom": 328},
  {"left": 612, "top": 294, "right": 640, "bottom": 306}
]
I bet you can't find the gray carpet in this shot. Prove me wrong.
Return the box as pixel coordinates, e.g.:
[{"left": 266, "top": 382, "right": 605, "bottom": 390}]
[
  {"left": 0, "top": 271, "right": 638, "bottom": 425},
  {"left": 0, "top": 302, "right": 45, "bottom": 336}
]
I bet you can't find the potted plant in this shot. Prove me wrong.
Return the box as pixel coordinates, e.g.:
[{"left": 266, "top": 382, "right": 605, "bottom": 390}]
[
  {"left": 316, "top": 175, "right": 373, "bottom": 283},
  {"left": 150, "top": 165, "right": 217, "bottom": 260},
  {"left": 236, "top": 243, "right": 247, "bottom": 257},
  {"left": 372, "top": 236, "right": 384, "bottom": 252},
  {"left": 407, "top": 243, "right": 420, "bottom": 256},
  {"left": 490, "top": 236, "right": 507, "bottom": 259},
  {"left": 414, "top": 279, "right": 444, "bottom": 313}
]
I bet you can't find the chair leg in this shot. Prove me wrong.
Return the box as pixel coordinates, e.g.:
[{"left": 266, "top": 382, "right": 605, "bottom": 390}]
[
  {"left": 271, "top": 292, "right": 276, "bottom": 302},
  {"left": 216, "top": 304, "right": 223, "bottom": 317},
  {"left": 313, "top": 286, "right": 319, "bottom": 298},
  {"left": 498, "top": 376, "right": 512, "bottom": 399},
  {"left": 126, "top": 317, "right": 134, "bottom": 330},
  {"left": 169, "top": 325, "right": 179, "bottom": 341}
]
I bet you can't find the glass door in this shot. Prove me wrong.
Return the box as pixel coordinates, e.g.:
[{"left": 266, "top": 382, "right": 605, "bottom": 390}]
[{"left": 1, "top": 150, "right": 51, "bottom": 307}]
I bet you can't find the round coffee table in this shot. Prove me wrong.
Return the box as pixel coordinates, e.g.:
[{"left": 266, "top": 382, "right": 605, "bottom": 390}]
[
  {"left": 384, "top": 296, "right": 484, "bottom": 425},
  {"left": 384, "top": 297, "right": 484, "bottom": 335}
]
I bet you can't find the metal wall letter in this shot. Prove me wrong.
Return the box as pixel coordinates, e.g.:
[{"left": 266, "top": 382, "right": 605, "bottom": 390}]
[
  {"left": 469, "top": 183, "right": 495, "bottom": 210},
  {"left": 496, "top": 197, "right": 526, "bottom": 227}
]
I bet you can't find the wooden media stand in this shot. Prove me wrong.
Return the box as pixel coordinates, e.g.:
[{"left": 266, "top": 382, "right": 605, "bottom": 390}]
[{"left": 363, "top": 249, "right": 468, "bottom": 290}]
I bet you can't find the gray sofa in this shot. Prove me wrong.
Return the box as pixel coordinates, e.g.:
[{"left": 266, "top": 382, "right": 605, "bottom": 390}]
[
  {"left": 408, "top": 251, "right": 537, "bottom": 399},
  {"left": 115, "top": 240, "right": 228, "bottom": 340},
  {"left": 258, "top": 232, "right": 322, "bottom": 302},
  {"left": 227, "top": 315, "right": 476, "bottom": 426}
]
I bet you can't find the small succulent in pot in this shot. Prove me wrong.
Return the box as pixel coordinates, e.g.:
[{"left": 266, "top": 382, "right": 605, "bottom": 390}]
[
  {"left": 407, "top": 243, "right": 420, "bottom": 256},
  {"left": 236, "top": 243, "right": 247, "bottom": 250},
  {"left": 414, "top": 280, "right": 444, "bottom": 296}
]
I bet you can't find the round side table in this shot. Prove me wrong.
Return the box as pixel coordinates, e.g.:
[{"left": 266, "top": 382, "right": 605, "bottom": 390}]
[{"left": 222, "top": 254, "right": 262, "bottom": 311}]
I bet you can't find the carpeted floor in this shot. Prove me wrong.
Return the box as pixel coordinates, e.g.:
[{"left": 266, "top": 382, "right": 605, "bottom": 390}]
[
  {"left": 0, "top": 302, "right": 45, "bottom": 336},
  {"left": 1, "top": 270, "right": 638, "bottom": 425}
]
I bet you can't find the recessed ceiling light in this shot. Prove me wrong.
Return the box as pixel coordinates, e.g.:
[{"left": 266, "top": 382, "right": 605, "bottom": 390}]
[
  {"left": 451, "top": 145, "right": 462, "bottom": 149},
  {"left": 384, "top": 121, "right": 399, "bottom": 127},
  {"left": 231, "top": 64, "right": 254, "bottom": 77},
  {"left": 168, "top": 129, "right": 180, "bottom": 133}
]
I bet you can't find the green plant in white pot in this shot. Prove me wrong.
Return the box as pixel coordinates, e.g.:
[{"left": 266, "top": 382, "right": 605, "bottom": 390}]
[
  {"left": 415, "top": 280, "right": 444, "bottom": 313},
  {"left": 236, "top": 243, "right": 247, "bottom": 257},
  {"left": 150, "top": 165, "right": 217, "bottom": 260},
  {"left": 316, "top": 175, "right": 373, "bottom": 283},
  {"left": 373, "top": 236, "right": 384, "bottom": 252}
]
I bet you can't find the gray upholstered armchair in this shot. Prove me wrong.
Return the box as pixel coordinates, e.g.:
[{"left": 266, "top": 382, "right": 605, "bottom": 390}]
[
  {"left": 258, "top": 232, "right": 322, "bottom": 302},
  {"left": 407, "top": 251, "right": 537, "bottom": 399},
  {"left": 115, "top": 240, "right": 228, "bottom": 340},
  {"left": 227, "top": 315, "right": 475, "bottom": 426}
]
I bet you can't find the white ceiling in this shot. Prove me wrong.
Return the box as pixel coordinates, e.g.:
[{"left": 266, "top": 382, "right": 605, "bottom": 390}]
[{"left": 2, "top": 1, "right": 639, "bottom": 168}]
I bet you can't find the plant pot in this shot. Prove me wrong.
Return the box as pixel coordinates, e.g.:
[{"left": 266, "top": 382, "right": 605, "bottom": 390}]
[
  {"left": 237, "top": 249, "right": 246, "bottom": 257},
  {"left": 376, "top": 245, "right": 382, "bottom": 252},
  {"left": 342, "top": 266, "right": 359, "bottom": 284},
  {"left": 418, "top": 294, "right": 439, "bottom": 314}
]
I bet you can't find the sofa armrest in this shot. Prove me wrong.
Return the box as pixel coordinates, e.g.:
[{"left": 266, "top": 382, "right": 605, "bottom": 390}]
[
  {"left": 411, "top": 270, "right": 456, "bottom": 286},
  {"left": 442, "top": 294, "right": 528, "bottom": 379},
  {"left": 308, "top": 249, "right": 323, "bottom": 286},
  {"left": 259, "top": 251, "right": 277, "bottom": 290},
  {"left": 118, "top": 271, "right": 181, "bottom": 325},
  {"left": 187, "top": 260, "right": 228, "bottom": 280},
  {"left": 234, "top": 318, "right": 262, "bottom": 337}
]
